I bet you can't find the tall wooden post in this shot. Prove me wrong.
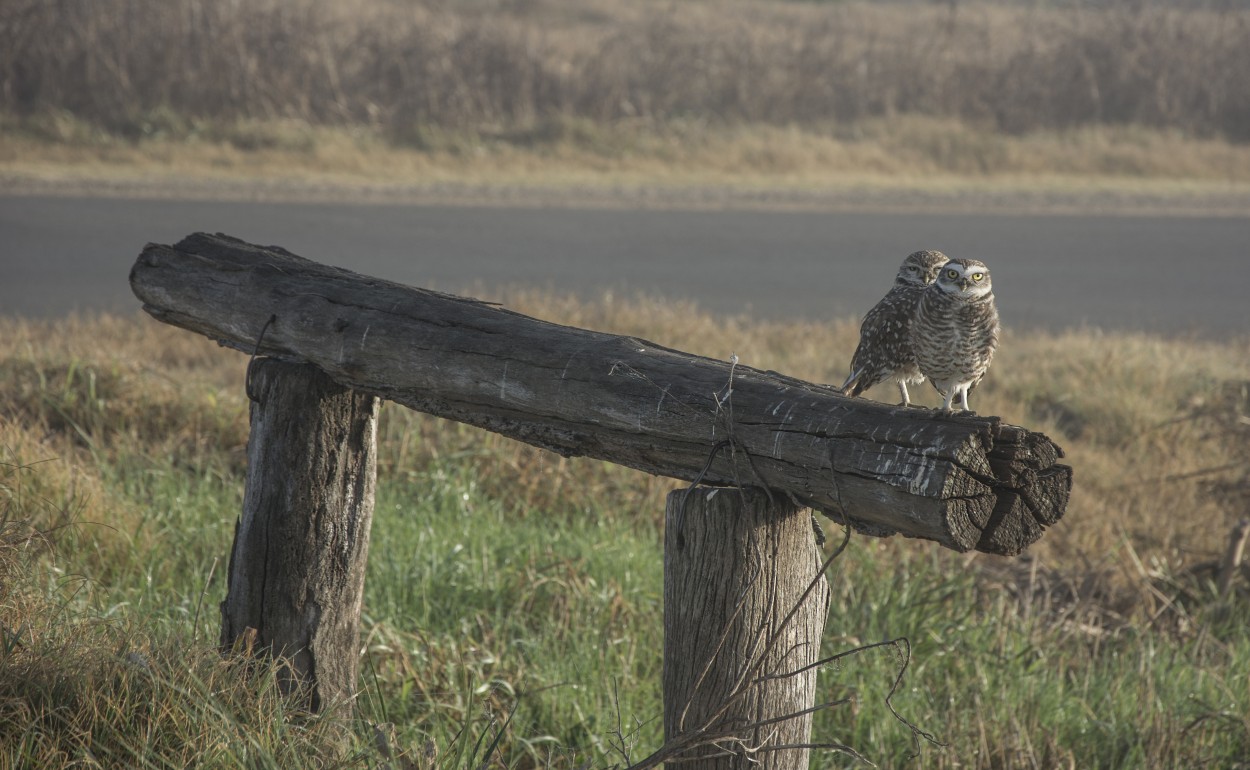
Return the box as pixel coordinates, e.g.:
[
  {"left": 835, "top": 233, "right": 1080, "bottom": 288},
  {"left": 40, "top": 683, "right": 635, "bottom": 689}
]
[
  {"left": 220, "top": 359, "right": 379, "bottom": 717},
  {"left": 663, "top": 486, "right": 831, "bottom": 770}
]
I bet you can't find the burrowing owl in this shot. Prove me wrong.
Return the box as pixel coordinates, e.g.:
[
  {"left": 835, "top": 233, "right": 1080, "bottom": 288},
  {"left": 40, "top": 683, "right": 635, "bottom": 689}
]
[
  {"left": 911, "top": 258, "right": 1000, "bottom": 412},
  {"left": 840, "top": 250, "right": 949, "bottom": 406}
]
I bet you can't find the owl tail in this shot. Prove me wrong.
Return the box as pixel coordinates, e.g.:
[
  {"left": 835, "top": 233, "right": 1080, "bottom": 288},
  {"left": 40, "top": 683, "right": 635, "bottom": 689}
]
[{"left": 840, "top": 368, "right": 865, "bottom": 397}]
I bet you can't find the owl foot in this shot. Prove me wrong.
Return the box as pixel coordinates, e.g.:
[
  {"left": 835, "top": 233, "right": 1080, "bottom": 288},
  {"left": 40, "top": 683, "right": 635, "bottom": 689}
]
[{"left": 938, "top": 384, "right": 973, "bottom": 412}]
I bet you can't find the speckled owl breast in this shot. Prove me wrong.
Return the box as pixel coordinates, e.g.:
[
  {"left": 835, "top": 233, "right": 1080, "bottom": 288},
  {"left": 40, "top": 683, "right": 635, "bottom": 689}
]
[{"left": 910, "top": 258, "right": 1000, "bottom": 412}]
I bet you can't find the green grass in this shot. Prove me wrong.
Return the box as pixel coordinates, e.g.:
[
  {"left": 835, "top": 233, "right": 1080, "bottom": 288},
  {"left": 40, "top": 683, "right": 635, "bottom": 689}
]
[
  {"left": 812, "top": 545, "right": 1250, "bottom": 768},
  {"left": 359, "top": 446, "right": 665, "bottom": 764},
  {"left": 2, "top": 308, "right": 1249, "bottom": 769}
]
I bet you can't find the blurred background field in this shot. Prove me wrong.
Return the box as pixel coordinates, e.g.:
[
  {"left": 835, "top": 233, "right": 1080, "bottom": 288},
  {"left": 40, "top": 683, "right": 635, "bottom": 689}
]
[
  {"left": 4, "top": 0, "right": 1250, "bottom": 197},
  {"left": 2, "top": 0, "right": 1250, "bottom": 768}
]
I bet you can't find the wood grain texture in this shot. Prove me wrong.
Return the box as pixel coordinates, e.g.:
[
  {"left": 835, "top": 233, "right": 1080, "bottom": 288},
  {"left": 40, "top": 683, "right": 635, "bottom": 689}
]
[
  {"left": 132, "top": 232, "right": 1071, "bottom": 555},
  {"left": 663, "top": 487, "right": 830, "bottom": 770},
  {"left": 219, "top": 359, "right": 379, "bottom": 715}
]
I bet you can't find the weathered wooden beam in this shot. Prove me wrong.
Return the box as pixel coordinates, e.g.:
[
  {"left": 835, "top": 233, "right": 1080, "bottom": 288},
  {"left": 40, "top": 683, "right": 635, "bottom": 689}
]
[
  {"left": 220, "top": 359, "right": 379, "bottom": 715},
  {"left": 131, "top": 232, "right": 1070, "bottom": 556},
  {"left": 662, "top": 487, "right": 830, "bottom": 770}
]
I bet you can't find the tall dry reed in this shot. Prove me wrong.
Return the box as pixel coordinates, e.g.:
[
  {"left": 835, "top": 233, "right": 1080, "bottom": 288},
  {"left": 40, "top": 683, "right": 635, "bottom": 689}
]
[{"left": 3, "top": 0, "right": 1249, "bottom": 141}]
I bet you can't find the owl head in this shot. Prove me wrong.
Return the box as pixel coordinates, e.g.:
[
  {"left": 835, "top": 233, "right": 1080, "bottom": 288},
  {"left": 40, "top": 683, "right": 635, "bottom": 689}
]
[
  {"left": 934, "top": 258, "right": 993, "bottom": 299},
  {"left": 896, "top": 250, "right": 950, "bottom": 287}
]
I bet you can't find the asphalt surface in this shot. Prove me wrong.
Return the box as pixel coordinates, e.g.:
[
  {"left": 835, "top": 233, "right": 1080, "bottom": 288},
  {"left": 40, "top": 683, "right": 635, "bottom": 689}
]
[{"left": 2, "top": 195, "right": 1248, "bottom": 338}]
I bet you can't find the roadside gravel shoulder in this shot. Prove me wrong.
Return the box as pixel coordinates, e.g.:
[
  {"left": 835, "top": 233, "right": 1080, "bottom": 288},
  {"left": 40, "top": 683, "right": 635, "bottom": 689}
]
[{"left": 3, "top": 170, "right": 1248, "bottom": 217}]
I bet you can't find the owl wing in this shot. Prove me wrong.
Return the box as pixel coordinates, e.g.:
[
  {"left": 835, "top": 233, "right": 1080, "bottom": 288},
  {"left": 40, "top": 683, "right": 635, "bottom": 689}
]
[{"left": 841, "top": 288, "right": 915, "bottom": 396}]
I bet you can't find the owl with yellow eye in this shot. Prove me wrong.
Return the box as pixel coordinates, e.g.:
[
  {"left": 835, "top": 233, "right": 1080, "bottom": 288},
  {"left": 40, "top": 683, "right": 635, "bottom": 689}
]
[{"left": 910, "top": 258, "right": 1000, "bottom": 412}]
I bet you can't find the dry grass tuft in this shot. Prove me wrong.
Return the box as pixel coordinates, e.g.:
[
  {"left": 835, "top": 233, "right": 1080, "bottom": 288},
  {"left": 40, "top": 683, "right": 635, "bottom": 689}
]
[
  {"left": 0, "top": 316, "right": 248, "bottom": 584},
  {"left": 0, "top": 314, "right": 247, "bottom": 458},
  {"left": 0, "top": 528, "right": 346, "bottom": 768}
]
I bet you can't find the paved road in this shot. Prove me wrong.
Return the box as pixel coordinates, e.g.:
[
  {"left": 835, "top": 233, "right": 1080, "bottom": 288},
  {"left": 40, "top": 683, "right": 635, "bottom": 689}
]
[{"left": 2, "top": 195, "right": 1247, "bottom": 337}]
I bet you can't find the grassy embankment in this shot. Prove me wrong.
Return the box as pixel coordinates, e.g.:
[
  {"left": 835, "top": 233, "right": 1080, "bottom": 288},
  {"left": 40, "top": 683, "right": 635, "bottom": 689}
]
[
  {"left": 2, "top": 301, "right": 1248, "bottom": 769},
  {"left": 3, "top": 0, "right": 1250, "bottom": 205}
]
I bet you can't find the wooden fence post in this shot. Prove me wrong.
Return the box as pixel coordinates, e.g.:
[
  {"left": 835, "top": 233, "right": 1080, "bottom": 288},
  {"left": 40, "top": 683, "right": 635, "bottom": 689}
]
[
  {"left": 219, "top": 359, "right": 379, "bottom": 717},
  {"left": 663, "top": 486, "right": 831, "bottom": 770}
]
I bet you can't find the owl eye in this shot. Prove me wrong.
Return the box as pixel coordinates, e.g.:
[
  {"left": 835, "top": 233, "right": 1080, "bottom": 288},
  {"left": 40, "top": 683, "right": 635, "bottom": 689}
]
[
  {"left": 945, "top": 269, "right": 959, "bottom": 280},
  {"left": 971, "top": 273, "right": 984, "bottom": 281}
]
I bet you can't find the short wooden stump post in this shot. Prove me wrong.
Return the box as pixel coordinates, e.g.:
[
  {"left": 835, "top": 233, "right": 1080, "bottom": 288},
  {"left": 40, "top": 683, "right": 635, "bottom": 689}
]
[
  {"left": 663, "top": 487, "right": 831, "bottom": 770},
  {"left": 219, "top": 359, "right": 380, "bottom": 716}
]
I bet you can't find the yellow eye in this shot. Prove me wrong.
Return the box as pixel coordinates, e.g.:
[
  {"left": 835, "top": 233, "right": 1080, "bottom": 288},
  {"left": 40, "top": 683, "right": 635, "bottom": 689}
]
[
  {"left": 971, "top": 273, "right": 984, "bottom": 281},
  {"left": 946, "top": 269, "right": 958, "bottom": 280}
]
